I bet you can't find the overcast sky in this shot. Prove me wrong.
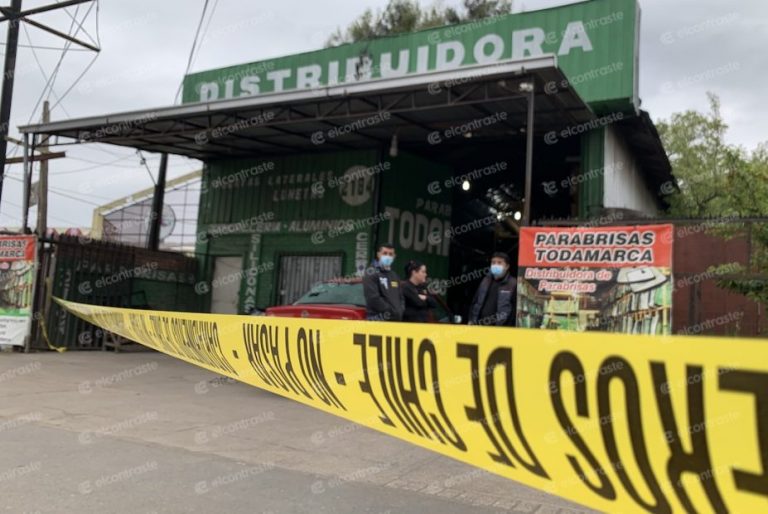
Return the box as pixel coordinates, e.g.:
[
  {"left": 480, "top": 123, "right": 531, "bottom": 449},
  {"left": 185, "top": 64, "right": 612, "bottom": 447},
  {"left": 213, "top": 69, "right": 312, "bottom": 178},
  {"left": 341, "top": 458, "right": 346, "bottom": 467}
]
[{"left": 1, "top": 0, "right": 765, "bottom": 229}]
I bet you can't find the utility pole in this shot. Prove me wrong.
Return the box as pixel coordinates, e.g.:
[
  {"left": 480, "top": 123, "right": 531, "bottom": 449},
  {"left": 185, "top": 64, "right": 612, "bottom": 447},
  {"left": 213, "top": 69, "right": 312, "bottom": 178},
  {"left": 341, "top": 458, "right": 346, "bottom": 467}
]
[
  {"left": 35, "top": 100, "right": 49, "bottom": 236},
  {"left": 148, "top": 153, "right": 168, "bottom": 251},
  {"left": 21, "top": 130, "right": 31, "bottom": 230},
  {"left": 0, "top": 0, "right": 97, "bottom": 210},
  {"left": 0, "top": 0, "right": 22, "bottom": 206}
]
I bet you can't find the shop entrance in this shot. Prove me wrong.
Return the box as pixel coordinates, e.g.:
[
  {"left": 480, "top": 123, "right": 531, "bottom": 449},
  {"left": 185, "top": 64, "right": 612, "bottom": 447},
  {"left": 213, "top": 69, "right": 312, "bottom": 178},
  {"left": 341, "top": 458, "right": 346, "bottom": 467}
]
[
  {"left": 406, "top": 134, "right": 582, "bottom": 315},
  {"left": 276, "top": 254, "right": 342, "bottom": 305},
  {"left": 211, "top": 256, "right": 242, "bottom": 314}
]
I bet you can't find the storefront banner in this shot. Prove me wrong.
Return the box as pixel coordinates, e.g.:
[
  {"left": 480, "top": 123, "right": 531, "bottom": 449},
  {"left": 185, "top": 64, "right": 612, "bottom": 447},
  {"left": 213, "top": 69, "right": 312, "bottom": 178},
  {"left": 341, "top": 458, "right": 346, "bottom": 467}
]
[
  {"left": 0, "top": 235, "right": 36, "bottom": 346},
  {"left": 517, "top": 225, "right": 673, "bottom": 334}
]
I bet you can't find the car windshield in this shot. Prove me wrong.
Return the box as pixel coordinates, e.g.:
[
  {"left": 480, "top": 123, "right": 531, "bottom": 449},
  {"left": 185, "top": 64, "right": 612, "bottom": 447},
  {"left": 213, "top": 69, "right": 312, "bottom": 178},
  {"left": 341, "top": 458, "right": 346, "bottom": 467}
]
[{"left": 294, "top": 282, "right": 366, "bottom": 307}]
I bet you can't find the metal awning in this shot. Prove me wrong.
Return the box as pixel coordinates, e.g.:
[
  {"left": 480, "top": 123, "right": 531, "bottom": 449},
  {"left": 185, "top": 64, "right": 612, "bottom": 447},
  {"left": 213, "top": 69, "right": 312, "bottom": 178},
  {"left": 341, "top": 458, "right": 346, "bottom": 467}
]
[{"left": 19, "top": 56, "right": 595, "bottom": 160}]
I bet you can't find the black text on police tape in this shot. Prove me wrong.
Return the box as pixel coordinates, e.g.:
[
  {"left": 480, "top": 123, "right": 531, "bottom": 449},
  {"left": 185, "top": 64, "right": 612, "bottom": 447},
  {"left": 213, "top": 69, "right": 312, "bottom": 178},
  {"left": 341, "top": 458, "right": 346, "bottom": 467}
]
[{"left": 242, "top": 322, "right": 345, "bottom": 410}]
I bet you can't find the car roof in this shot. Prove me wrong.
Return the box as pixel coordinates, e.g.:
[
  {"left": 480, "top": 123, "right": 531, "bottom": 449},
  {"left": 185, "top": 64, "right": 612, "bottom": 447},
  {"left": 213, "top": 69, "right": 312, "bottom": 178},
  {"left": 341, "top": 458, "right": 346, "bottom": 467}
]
[{"left": 320, "top": 277, "right": 363, "bottom": 284}]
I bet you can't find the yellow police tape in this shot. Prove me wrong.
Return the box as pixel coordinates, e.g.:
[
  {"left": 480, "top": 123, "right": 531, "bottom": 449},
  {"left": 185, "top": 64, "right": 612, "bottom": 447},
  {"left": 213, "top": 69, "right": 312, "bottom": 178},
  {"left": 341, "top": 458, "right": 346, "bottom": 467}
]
[{"left": 57, "top": 298, "right": 768, "bottom": 514}]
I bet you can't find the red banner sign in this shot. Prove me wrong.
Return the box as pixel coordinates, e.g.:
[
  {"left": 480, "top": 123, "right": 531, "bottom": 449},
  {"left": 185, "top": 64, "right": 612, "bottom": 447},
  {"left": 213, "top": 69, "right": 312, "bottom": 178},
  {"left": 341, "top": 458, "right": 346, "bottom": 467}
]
[
  {"left": 519, "top": 224, "right": 673, "bottom": 268},
  {"left": 517, "top": 225, "right": 674, "bottom": 334}
]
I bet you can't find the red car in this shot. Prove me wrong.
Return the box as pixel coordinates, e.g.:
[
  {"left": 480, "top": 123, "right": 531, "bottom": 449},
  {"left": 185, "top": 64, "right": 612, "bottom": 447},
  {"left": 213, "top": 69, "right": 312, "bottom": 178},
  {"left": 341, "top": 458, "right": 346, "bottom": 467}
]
[{"left": 265, "top": 277, "right": 461, "bottom": 323}]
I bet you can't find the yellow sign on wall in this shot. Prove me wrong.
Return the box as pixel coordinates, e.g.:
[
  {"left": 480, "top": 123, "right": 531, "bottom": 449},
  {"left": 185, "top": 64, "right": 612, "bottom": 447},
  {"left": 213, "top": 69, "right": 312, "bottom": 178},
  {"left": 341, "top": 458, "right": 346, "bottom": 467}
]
[{"left": 58, "top": 298, "right": 768, "bottom": 513}]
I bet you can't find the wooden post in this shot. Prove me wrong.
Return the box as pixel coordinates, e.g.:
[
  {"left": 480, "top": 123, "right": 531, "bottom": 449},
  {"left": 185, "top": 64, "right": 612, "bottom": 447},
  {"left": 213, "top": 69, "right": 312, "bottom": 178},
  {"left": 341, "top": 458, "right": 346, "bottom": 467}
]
[{"left": 36, "top": 100, "right": 49, "bottom": 237}]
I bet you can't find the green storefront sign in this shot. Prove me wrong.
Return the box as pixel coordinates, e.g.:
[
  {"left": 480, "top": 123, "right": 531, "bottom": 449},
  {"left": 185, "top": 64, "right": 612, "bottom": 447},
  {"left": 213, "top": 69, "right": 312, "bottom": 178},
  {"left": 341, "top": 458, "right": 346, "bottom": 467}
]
[{"left": 183, "top": 0, "right": 639, "bottom": 113}]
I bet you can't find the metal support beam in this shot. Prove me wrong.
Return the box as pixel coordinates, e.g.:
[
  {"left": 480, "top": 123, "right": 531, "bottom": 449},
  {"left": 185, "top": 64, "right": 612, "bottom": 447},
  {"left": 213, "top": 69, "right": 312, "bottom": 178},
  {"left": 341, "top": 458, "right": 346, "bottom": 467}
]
[
  {"left": 0, "top": 0, "right": 92, "bottom": 22},
  {"left": 0, "top": 0, "right": 98, "bottom": 215},
  {"left": 0, "top": 0, "right": 22, "bottom": 206},
  {"left": 147, "top": 153, "right": 168, "bottom": 251},
  {"left": 23, "top": 17, "right": 100, "bottom": 52},
  {"left": 522, "top": 85, "right": 535, "bottom": 226}
]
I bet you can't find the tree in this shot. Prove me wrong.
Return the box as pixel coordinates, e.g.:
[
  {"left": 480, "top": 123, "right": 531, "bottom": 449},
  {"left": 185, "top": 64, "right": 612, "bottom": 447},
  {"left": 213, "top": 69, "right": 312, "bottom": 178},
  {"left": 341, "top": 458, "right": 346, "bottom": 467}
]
[
  {"left": 326, "top": 0, "right": 514, "bottom": 47},
  {"left": 462, "top": 0, "right": 514, "bottom": 20},
  {"left": 657, "top": 94, "right": 768, "bottom": 307},
  {"left": 713, "top": 143, "right": 768, "bottom": 305},
  {"left": 656, "top": 94, "right": 735, "bottom": 217}
]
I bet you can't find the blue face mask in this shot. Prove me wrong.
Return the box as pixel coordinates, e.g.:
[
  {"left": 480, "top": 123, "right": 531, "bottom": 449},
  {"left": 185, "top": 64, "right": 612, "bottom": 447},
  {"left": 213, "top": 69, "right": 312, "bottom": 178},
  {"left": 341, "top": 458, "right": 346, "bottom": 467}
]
[
  {"left": 379, "top": 255, "right": 394, "bottom": 267},
  {"left": 490, "top": 264, "right": 506, "bottom": 277}
]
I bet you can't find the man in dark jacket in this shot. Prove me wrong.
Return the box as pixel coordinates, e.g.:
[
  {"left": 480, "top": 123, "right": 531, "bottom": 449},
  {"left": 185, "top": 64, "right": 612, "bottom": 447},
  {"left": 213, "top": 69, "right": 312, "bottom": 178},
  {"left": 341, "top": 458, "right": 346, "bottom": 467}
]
[
  {"left": 363, "top": 243, "right": 405, "bottom": 321},
  {"left": 468, "top": 252, "right": 517, "bottom": 326}
]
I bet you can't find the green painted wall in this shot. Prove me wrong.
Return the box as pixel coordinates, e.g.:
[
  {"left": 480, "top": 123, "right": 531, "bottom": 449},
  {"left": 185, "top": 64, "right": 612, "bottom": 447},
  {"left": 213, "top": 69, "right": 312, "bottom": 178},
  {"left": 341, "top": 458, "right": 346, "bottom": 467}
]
[
  {"left": 196, "top": 150, "right": 382, "bottom": 312},
  {"left": 183, "top": 0, "right": 639, "bottom": 113},
  {"left": 196, "top": 149, "right": 457, "bottom": 311},
  {"left": 378, "top": 152, "right": 453, "bottom": 280}
]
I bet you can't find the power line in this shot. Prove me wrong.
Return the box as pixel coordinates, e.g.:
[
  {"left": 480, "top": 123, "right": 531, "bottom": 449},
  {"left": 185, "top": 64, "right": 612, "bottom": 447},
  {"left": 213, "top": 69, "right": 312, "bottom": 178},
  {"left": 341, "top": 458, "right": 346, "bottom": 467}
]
[
  {"left": 47, "top": 186, "right": 102, "bottom": 206},
  {"left": 0, "top": 197, "right": 86, "bottom": 227},
  {"left": 21, "top": 22, "right": 73, "bottom": 116},
  {"left": 137, "top": 150, "right": 156, "bottom": 185},
  {"left": 27, "top": 1, "right": 96, "bottom": 123},
  {"left": 189, "top": 0, "right": 220, "bottom": 71},
  {"left": 26, "top": 2, "right": 83, "bottom": 122},
  {"left": 47, "top": 156, "right": 137, "bottom": 174},
  {"left": 174, "top": 0, "right": 210, "bottom": 104},
  {"left": 50, "top": 51, "right": 98, "bottom": 110},
  {"left": 94, "top": 0, "right": 102, "bottom": 48},
  {"left": 2, "top": 173, "right": 103, "bottom": 205},
  {"left": 0, "top": 0, "right": 99, "bottom": 209},
  {"left": 3, "top": 20, "right": 75, "bottom": 175},
  {"left": 54, "top": 0, "right": 99, "bottom": 47},
  {"left": 88, "top": 144, "right": 136, "bottom": 158},
  {"left": 49, "top": 0, "right": 102, "bottom": 111},
  {"left": 45, "top": 159, "right": 192, "bottom": 175},
  {"left": 4, "top": 2, "right": 96, "bottom": 176},
  {"left": 49, "top": 185, "right": 112, "bottom": 202},
  {"left": 66, "top": 155, "right": 140, "bottom": 166},
  {"left": 2, "top": 0, "right": 104, "bottom": 227},
  {"left": 0, "top": 42, "right": 92, "bottom": 51}
]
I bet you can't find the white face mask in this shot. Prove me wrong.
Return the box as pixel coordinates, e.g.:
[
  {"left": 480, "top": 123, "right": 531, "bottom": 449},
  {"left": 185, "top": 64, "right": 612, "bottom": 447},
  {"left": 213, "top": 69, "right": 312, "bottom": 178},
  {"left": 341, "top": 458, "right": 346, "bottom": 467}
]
[{"left": 490, "top": 264, "right": 506, "bottom": 277}]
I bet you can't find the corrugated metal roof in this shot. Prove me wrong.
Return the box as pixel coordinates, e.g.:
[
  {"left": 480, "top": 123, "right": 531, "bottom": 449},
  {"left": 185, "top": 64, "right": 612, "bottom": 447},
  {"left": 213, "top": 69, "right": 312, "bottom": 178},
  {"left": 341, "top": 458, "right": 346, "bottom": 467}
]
[{"left": 19, "top": 57, "right": 595, "bottom": 160}]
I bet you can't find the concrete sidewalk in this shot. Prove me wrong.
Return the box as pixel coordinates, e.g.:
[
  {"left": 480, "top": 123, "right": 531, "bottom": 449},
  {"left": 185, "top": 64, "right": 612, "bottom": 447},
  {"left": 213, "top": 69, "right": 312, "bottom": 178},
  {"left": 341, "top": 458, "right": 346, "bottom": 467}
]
[{"left": 0, "top": 352, "right": 596, "bottom": 514}]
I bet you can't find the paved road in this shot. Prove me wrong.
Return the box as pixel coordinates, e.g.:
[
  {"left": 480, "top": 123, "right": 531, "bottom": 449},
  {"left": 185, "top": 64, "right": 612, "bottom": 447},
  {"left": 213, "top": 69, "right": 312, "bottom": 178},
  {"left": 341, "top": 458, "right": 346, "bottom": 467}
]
[{"left": 0, "top": 351, "right": 597, "bottom": 514}]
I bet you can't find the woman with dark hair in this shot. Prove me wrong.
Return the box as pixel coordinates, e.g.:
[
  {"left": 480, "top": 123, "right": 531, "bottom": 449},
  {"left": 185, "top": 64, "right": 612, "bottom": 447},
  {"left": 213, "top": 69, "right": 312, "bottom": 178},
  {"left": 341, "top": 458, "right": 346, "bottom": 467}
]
[{"left": 402, "top": 260, "right": 437, "bottom": 322}]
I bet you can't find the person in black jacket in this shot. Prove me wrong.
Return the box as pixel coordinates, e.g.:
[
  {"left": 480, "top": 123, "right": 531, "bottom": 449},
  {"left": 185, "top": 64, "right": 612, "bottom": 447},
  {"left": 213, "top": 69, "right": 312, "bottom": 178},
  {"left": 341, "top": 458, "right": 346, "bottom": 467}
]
[
  {"left": 402, "top": 260, "right": 438, "bottom": 322},
  {"left": 468, "top": 252, "right": 517, "bottom": 326},
  {"left": 362, "top": 243, "right": 405, "bottom": 321}
]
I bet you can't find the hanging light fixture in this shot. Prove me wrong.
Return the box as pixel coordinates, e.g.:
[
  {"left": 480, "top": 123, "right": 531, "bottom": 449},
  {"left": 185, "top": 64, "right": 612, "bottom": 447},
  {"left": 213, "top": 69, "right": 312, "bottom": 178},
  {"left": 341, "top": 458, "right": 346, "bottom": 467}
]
[{"left": 389, "top": 132, "right": 399, "bottom": 157}]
